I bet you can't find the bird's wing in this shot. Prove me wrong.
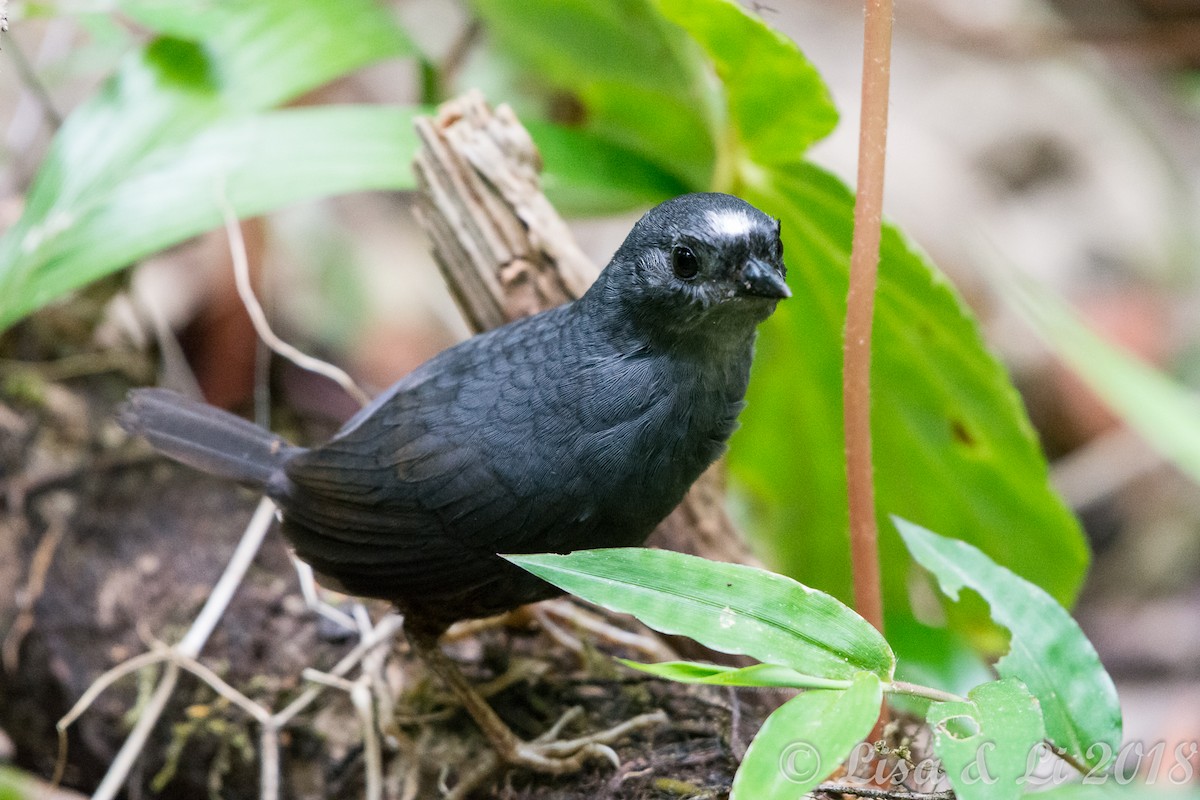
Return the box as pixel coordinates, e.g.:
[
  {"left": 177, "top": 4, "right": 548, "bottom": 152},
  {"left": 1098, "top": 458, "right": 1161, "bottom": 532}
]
[
  {"left": 275, "top": 321, "right": 587, "bottom": 597},
  {"left": 279, "top": 400, "right": 536, "bottom": 595}
]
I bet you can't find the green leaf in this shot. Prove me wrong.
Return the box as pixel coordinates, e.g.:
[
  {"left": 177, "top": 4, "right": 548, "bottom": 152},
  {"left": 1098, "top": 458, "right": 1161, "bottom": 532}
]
[
  {"left": 0, "top": 106, "right": 421, "bottom": 331},
  {"left": 526, "top": 121, "right": 689, "bottom": 215},
  {"left": 731, "top": 672, "right": 882, "bottom": 800},
  {"left": 620, "top": 659, "right": 851, "bottom": 690},
  {"left": 0, "top": 0, "right": 412, "bottom": 331},
  {"left": 118, "top": 0, "right": 413, "bottom": 110},
  {"left": 0, "top": 766, "right": 33, "bottom": 800},
  {"left": 886, "top": 614, "right": 994, "bottom": 712},
  {"left": 1, "top": 96, "right": 697, "bottom": 334},
  {"left": 1001, "top": 272, "right": 1200, "bottom": 487},
  {"left": 655, "top": 0, "right": 837, "bottom": 168},
  {"left": 729, "top": 162, "right": 1089, "bottom": 631},
  {"left": 928, "top": 679, "right": 1046, "bottom": 800},
  {"left": 470, "top": 0, "right": 719, "bottom": 188},
  {"left": 897, "top": 518, "right": 1122, "bottom": 770},
  {"left": 507, "top": 548, "right": 894, "bottom": 680}
]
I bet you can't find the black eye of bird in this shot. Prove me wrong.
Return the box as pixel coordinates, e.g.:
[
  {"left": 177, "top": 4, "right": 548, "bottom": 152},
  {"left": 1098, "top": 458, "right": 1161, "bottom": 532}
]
[{"left": 671, "top": 245, "right": 700, "bottom": 280}]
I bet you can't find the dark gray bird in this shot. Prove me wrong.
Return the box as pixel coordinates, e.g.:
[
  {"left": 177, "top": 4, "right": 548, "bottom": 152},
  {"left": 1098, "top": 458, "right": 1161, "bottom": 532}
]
[{"left": 119, "top": 191, "right": 788, "bottom": 771}]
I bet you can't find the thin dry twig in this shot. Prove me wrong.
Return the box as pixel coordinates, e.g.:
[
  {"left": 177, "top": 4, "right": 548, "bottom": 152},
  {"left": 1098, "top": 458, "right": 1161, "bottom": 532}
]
[
  {"left": 272, "top": 613, "right": 405, "bottom": 728},
  {"left": 296, "top": 610, "right": 405, "bottom": 800},
  {"left": 292, "top": 557, "right": 359, "bottom": 632},
  {"left": 3, "top": 504, "right": 66, "bottom": 673},
  {"left": 816, "top": 783, "right": 955, "bottom": 800},
  {"left": 351, "top": 678, "right": 383, "bottom": 800},
  {"left": 215, "top": 186, "right": 371, "bottom": 408}
]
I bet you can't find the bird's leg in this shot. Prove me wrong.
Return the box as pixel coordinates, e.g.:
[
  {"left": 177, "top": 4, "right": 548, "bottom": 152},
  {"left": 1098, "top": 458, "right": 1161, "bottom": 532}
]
[{"left": 406, "top": 628, "right": 666, "bottom": 774}]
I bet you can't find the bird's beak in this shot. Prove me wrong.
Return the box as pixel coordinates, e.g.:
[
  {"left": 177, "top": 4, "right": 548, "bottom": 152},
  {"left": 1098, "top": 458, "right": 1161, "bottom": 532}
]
[{"left": 738, "top": 259, "right": 791, "bottom": 299}]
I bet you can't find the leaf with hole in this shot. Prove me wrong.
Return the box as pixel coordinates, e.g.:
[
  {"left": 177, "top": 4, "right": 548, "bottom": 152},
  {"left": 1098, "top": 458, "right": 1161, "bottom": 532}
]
[
  {"left": 898, "top": 518, "right": 1121, "bottom": 770},
  {"left": 928, "top": 679, "right": 1046, "bottom": 800}
]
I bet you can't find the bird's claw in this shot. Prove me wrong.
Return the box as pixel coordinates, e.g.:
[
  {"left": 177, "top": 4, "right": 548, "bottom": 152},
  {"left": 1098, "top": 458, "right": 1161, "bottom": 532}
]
[{"left": 440, "top": 707, "right": 668, "bottom": 797}]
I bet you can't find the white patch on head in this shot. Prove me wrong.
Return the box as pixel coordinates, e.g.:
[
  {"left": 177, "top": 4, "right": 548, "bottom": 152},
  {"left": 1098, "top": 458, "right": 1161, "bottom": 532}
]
[{"left": 705, "top": 208, "right": 754, "bottom": 238}]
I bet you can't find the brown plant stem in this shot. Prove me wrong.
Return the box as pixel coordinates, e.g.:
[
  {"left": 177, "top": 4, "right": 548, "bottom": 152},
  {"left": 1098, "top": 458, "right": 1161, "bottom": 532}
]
[{"left": 844, "top": 0, "right": 894, "bottom": 636}]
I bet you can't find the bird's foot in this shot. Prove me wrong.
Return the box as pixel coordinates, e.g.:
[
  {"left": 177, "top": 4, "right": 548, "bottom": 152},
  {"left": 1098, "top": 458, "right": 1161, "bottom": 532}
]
[
  {"left": 408, "top": 626, "right": 666, "bottom": 797},
  {"left": 442, "top": 707, "right": 668, "bottom": 800}
]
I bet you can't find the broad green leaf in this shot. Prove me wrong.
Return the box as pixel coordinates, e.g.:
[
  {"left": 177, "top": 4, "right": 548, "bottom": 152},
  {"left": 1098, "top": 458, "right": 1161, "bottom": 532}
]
[
  {"left": 729, "top": 162, "right": 1089, "bottom": 626},
  {"left": 0, "top": 0, "right": 412, "bottom": 332},
  {"left": 928, "top": 679, "right": 1046, "bottom": 800},
  {"left": 1002, "top": 273, "right": 1200, "bottom": 487},
  {"left": 470, "top": 0, "right": 718, "bottom": 188},
  {"left": 886, "top": 614, "right": 994, "bottom": 711},
  {"left": 620, "top": 659, "right": 850, "bottom": 690},
  {"left": 731, "top": 672, "right": 882, "bottom": 800},
  {"left": 655, "top": 0, "right": 837, "bottom": 169},
  {"left": 898, "top": 519, "right": 1122, "bottom": 770},
  {"left": 525, "top": 121, "right": 689, "bottom": 215},
  {"left": 507, "top": 548, "right": 894, "bottom": 680}
]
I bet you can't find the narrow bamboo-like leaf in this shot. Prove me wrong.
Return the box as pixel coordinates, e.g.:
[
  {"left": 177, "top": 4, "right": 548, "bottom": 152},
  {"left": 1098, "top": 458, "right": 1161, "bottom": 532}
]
[
  {"left": 620, "top": 659, "right": 851, "bottom": 690},
  {"left": 1, "top": 106, "right": 420, "bottom": 330},
  {"left": 1002, "top": 272, "right": 1200, "bottom": 488},
  {"left": 929, "top": 679, "right": 1046, "bottom": 800},
  {"left": 897, "top": 518, "right": 1121, "bottom": 769},
  {"left": 731, "top": 672, "right": 882, "bottom": 800},
  {"left": 507, "top": 548, "right": 894, "bottom": 680},
  {"left": 0, "top": 0, "right": 412, "bottom": 331}
]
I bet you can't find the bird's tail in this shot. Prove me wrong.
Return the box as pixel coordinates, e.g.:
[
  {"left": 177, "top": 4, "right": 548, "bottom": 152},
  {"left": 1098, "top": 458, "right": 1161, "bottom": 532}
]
[{"left": 118, "top": 388, "right": 298, "bottom": 488}]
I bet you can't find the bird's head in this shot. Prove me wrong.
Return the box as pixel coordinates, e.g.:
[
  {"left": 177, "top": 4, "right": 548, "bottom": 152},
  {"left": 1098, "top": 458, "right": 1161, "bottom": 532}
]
[{"left": 596, "top": 193, "right": 789, "bottom": 348}]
